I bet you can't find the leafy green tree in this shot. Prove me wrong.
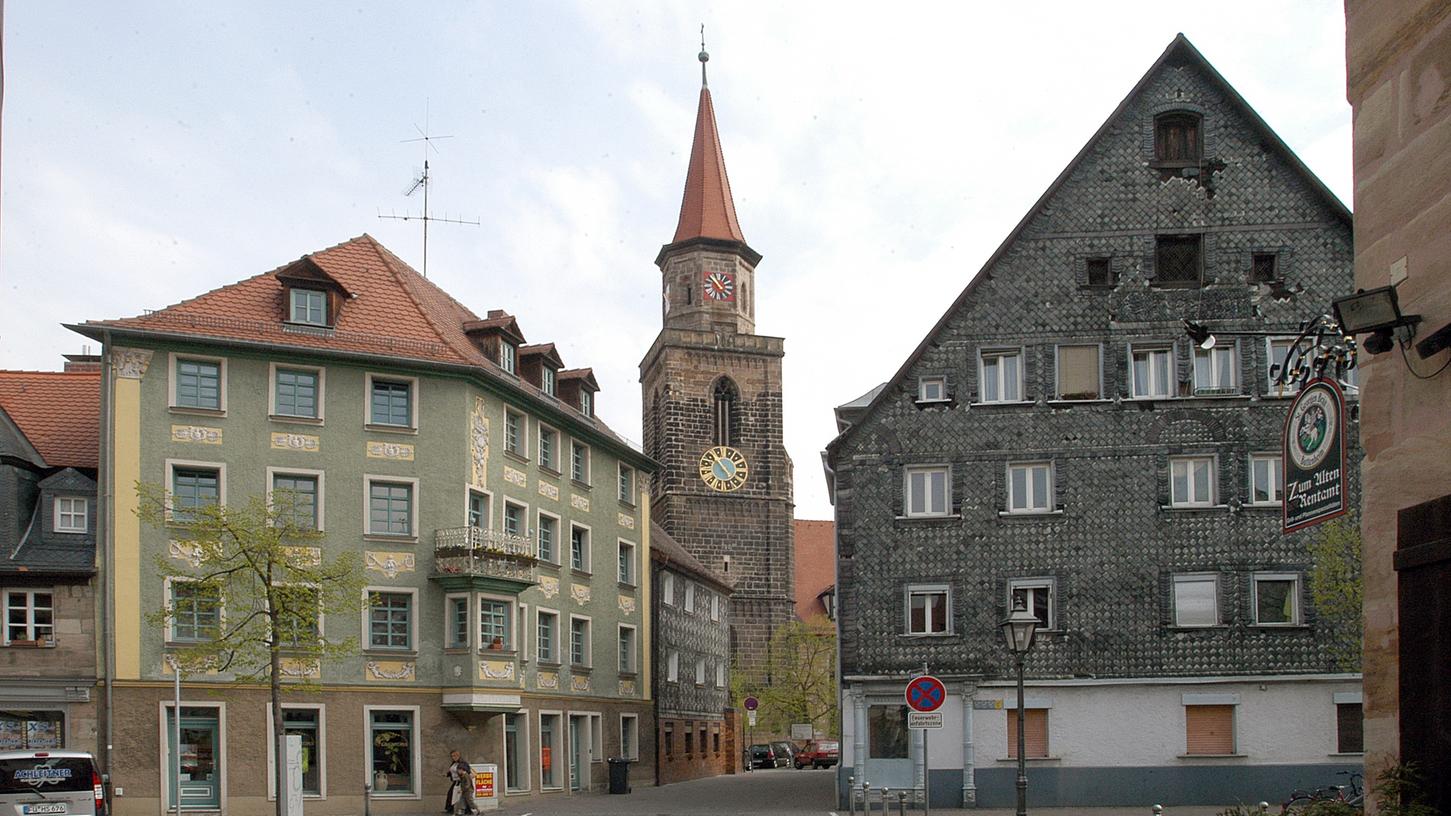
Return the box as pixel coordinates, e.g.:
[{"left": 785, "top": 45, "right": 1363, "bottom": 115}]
[
  {"left": 1305, "top": 516, "right": 1362, "bottom": 672},
  {"left": 138, "top": 482, "right": 363, "bottom": 816},
  {"left": 735, "top": 617, "right": 839, "bottom": 742}
]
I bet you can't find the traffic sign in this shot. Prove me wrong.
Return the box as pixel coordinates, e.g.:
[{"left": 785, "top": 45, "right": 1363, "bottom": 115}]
[
  {"left": 908, "top": 711, "right": 943, "bottom": 730},
  {"left": 905, "top": 675, "right": 947, "bottom": 713},
  {"left": 743, "top": 696, "right": 759, "bottom": 711}
]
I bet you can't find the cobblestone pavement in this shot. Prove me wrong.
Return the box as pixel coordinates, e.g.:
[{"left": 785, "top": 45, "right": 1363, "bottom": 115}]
[{"left": 463, "top": 765, "right": 1235, "bottom": 815}]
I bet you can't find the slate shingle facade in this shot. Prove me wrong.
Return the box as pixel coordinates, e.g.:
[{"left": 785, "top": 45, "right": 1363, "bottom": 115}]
[{"left": 825, "top": 36, "right": 1361, "bottom": 809}]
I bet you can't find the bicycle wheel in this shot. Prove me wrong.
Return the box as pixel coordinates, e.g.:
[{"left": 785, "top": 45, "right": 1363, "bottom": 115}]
[{"left": 1281, "top": 794, "right": 1315, "bottom": 815}]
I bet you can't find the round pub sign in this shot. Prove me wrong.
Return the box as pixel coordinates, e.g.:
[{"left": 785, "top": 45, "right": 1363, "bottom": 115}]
[{"left": 1282, "top": 377, "right": 1348, "bottom": 533}]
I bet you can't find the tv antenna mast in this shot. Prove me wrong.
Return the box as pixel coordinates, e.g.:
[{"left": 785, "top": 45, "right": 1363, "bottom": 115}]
[{"left": 378, "top": 106, "right": 479, "bottom": 277}]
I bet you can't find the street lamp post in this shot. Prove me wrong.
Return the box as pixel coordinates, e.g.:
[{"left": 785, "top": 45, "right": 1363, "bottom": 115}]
[{"left": 1000, "top": 598, "right": 1040, "bottom": 816}]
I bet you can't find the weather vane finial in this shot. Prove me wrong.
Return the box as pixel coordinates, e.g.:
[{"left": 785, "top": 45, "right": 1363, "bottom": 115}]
[{"left": 698, "top": 24, "right": 709, "bottom": 87}]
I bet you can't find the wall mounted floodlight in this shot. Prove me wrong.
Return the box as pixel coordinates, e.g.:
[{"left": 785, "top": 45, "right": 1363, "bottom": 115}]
[{"left": 1332, "top": 286, "right": 1421, "bottom": 356}]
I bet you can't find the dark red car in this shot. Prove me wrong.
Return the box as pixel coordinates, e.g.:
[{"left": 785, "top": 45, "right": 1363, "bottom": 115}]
[{"left": 794, "top": 739, "right": 840, "bottom": 769}]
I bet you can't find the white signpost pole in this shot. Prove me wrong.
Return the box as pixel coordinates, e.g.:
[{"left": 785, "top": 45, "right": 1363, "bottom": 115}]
[{"left": 284, "top": 735, "right": 303, "bottom": 816}]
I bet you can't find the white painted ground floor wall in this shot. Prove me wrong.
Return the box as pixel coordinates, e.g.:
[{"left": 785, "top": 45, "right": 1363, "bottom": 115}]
[{"left": 838, "top": 675, "right": 1363, "bottom": 808}]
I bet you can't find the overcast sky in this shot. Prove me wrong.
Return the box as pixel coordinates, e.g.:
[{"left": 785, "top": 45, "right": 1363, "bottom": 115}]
[{"left": 0, "top": 2, "right": 1351, "bottom": 520}]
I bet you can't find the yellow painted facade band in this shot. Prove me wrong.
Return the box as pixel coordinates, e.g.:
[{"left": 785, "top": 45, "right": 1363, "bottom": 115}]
[
  {"left": 113, "top": 377, "right": 142, "bottom": 679},
  {"left": 640, "top": 489, "right": 652, "bottom": 702}
]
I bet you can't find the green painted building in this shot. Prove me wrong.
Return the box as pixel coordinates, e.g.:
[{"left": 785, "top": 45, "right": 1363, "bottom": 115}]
[{"left": 72, "top": 235, "right": 656, "bottom": 814}]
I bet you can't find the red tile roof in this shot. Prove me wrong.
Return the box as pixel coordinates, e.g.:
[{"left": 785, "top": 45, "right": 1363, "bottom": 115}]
[
  {"left": 671, "top": 87, "right": 746, "bottom": 245},
  {"left": 0, "top": 371, "right": 101, "bottom": 468},
  {"left": 793, "top": 519, "right": 835, "bottom": 620}
]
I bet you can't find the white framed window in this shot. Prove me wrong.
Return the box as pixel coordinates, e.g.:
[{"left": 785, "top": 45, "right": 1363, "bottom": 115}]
[
  {"left": 536, "top": 608, "right": 559, "bottom": 663},
  {"left": 538, "top": 711, "right": 562, "bottom": 789},
  {"left": 1169, "top": 456, "right": 1217, "bottom": 507},
  {"left": 365, "top": 706, "right": 420, "bottom": 796},
  {"left": 1267, "top": 337, "right": 1297, "bottom": 397},
  {"left": 1172, "top": 574, "right": 1219, "bottom": 627},
  {"left": 500, "top": 342, "right": 517, "bottom": 375},
  {"left": 1252, "top": 573, "right": 1302, "bottom": 626},
  {"left": 662, "top": 572, "right": 676, "bottom": 606},
  {"left": 504, "top": 712, "right": 530, "bottom": 792},
  {"left": 618, "top": 464, "right": 636, "bottom": 505},
  {"left": 536, "top": 510, "right": 560, "bottom": 564},
  {"left": 169, "top": 353, "right": 227, "bottom": 412},
  {"left": 580, "top": 390, "right": 593, "bottom": 417},
  {"left": 715, "top": 662, "right": 726, "bottom": 687},
  {"left": 710, "top": 594, "right": 721, "bottom": 622},
  {"left": 569, "top": 615, "right": 591, "bottom": 667},
  {"left": 269, "top": 363, "right": 325, "bottom": 421},
  {"left": 1249, "top": 454, "right": 1282, "bottom": 506},
  {"left": 695, "top": 657, "right": 706, "bottom": 686},
  {"left": 541, "top": 366, "right": 556, "bottom": 397},
  {"left": 165, "top": 579, "right": 220, "bottom": 643},
  {"left": 268, "top": 467, "right": 324, "bottom": 531},
  {"left": 266, "top": 704, "right": 326, "bottom": 798},
  {"left": 619, "top": 714, "right": 639, "bottom": 761},
  {"left": 617, "top": 624, "right": 637, "bottom": 674},
  {"left": 467, "top": 488, "right": 492, "bottom": 529},
  {"left": 684, "top": 582, "right": 696, "bottom": 612},
  {"left": 503, "top": 499, "right": 528, "bottom": 538},
  {"left": 166, "top": 459, "right": 227, "bottom": 521},
  {"left": 570, "top": 523, "right": 591, "bottom": 573},
  {"left": 288, "top": 288, "right": 327, "bottom": 326},
  {"left": 1055, "top": 344, "right": 1101, "bottom": 400},
  {"left": 917, "top": 376, "right": 947, "bottom": 403},
  {"left": 365, "top": 475, "right": 417, "bottom": 538},
  {"left": 479, "top": 594, "right": 516, "bottom": 650},
  {"left": 1008, "top": 577, "right": 1055, "bottom": 630},
  {"left": 979, "top": 349, "right": 1023, "bottom": 403},
  {"left": 504, "top": 409, "right": 527, "bottom": 457},
  {"left": 3, "top": 589, "right": 55, "bottom": 644},
  {"left": 537, "top": 424, "right": 559, "bottom": 472},
  {"left": 364, "top": 587, "right": 416, "bottom": 652},
  {"left": 53, "top": 496, "right": 88, "bottom": 533},
  {"left": 570, "top": 440, "right": 590, "bottom": 484},
  {"left": 666, "top": 650, "right": 679, "bottom": 682},
  {"left": 1006, "top": 462, "right": 1054, "bottom": 514},
  {"left": 365, "top": 373, "right": 418, "bottom": 430},
  {"left": 906, "top": 584, "right": 950, "bottom": 635},
  {"left": 274, "top": 584, "right": 322, "bottom": 647},
  {"left": 904, "top": 465, "right": 950, "bottom": 517},
  {"left": 445, "top": 593, "right": 470, "bottom": 650},
  {"left": 1130, "top": 345, "right": 1175, "bottom": 398},
  {"left": 617, "top": 539, "right": 637, "bottom": 586},
  {"left": 1193, "top": 345, "right": 1239, "bottom": 395}
]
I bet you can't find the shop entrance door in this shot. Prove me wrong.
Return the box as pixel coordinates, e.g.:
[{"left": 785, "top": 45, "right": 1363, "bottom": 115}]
[{"left": 166, "top": 707, "right": 221, "bottom": 810}]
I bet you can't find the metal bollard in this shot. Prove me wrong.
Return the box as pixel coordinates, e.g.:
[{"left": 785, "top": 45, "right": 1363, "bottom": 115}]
[
  {"left": 898, "top": 789, "right": 908, "bottom": 816},
  {"left": 1152, "top": 806, "right": 1163, "bottom": 816},
  {"left": 1258, "top": 803, "right": 1270, "bottom": 815},
  {"left": 848, "top": 776, "right": 856, "bottom": 816},
  {"left": 863, "top": 783, "right": 872, "bottom": 815},
  {"left": 363, "top": 783, "right": 372, "bottom": 816},
  {"left": 882, "top": 788, "right": 890, "bottom": 815}
]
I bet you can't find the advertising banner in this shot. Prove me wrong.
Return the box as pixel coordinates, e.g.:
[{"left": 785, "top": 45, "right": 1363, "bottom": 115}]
[{"left": 1282, "top": 377, "right": 1348, "bottom": 532}]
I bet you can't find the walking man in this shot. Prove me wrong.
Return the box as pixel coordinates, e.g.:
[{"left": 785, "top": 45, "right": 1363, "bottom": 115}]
[{"left": 448, "top": 750, "right": 478, "bottom": 815}]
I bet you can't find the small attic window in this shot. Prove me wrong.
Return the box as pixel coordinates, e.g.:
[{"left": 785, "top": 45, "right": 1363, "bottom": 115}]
[
  {"left": 542, "top": 366, "right": 557, "bottom": 397},
  {"left": 580, "top": 390, "right": 593, "bottom": 418},
  {"left": 1154, "top": 112, "right": 1201, "bottom": 163},
  {"left": 1086, "top": 257, "right": 1115, "bottom": 287},
  {"left": 1251, "top": 253, "right": 1279, "bottom": 283},
  {"left": 500, "top": 342, "right": 517, "bottom": 375},
  {"left": 289, "top": 289, "right": 328, "bottom": 326}
]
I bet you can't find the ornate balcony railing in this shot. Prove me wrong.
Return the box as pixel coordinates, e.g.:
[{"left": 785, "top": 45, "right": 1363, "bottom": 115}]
[{"left": 433, "top": 526, "right": 537, "bottom": 586}]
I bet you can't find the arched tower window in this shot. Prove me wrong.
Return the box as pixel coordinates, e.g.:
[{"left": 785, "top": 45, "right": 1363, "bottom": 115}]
[{"left": 712, "top": 377, "right": 739, "bottom": 447}]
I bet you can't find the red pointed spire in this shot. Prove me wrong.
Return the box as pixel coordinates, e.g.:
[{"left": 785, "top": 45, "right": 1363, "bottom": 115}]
[{"left": 671, "top": 85, "right": 746, "bottom": 245}]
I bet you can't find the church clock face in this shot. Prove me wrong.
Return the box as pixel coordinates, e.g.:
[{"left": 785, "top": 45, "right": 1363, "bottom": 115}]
[
  {"left": 703, "top": 271, "right": 735, "bottom": 301},
  {"left": 699, "top": 445, "right": 749, "bottom": 492}
]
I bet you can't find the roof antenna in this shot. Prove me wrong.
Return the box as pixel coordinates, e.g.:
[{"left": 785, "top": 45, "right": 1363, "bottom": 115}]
[
  {"left": 377, "top": 100, "right": 479, "bottom": 278},
  {"left": 699, "top": 25, "right": 709, "bottom": 87}
]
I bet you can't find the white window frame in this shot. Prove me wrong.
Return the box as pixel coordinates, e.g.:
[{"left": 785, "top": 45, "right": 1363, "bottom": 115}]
[
  {"left": 500, "top": 342, "right": 517, "bottom": 375},
  {"left": 271, "top": 582, "right": 323, "bottom": 648},
  {"left": 1251, "top": 572, "right": 1302, "bottom": 627},
  {"left": 53, "top": 496, "right": 88, "bottom": 533},
  {"left": 467, "top": 486, "right": 493, "bottom": 529},
  {"left": 363, "top": 704, "right": 421, "bottom": 798},
  {"left": 536, "top": 509, "right": 561, "bottom": 565},
  {"left": 1193, "top": 344, "right": 1240, "bottom": 395},
  {"left": 662, "top": 572, "right": 675, "bottom": 606},
  {"left": 1248, "top": 453, "right": 1282, "bottom": 506},
  {"left": 535, "top": 606, "right": 560, "bottom": 663},
  {"left": 168, "top": 352, "right": 228, "bottom": 413},
  {"left": 905, "top": 583, "right": 951, "bottom": 636},
  {"left": 917, "top": 376, "right": 948, "bottom": 403},
  {"left": 268, "top": 362, "right": 326, "bottom": 423},
  {"left": 618, "top": 464, "right": 636, "bottom": 505},
  {"left": 3, "top": 589, "right": 56, "bottom": 644},
  {"left": 158, "top": 701, "right": 228, "bottom": 810},
  {"left": 1006, "top": 462, "right": 1055, "bottom": 514},
  {"left": 684, "top": 582, "right": 696, "bottom": 612},
  {"left": 444, "top": 592, "right": 472, "bottom": 650},
  {"left": 266, "top": 466, "right": 326, "bottom": 532},
  {"left": 1266, "top": 337, "right": 1297, "bottom": 398},
  {"left": 537, "top": 710, "right": 563, "bottom": 790},
  {"left": 710, "top": 594, "right": 721, "bottom": 622},
  {"left": 904, "top": 465, "right": 951, "bottom": 517},
  {"left": 570, "top": 439, "right": 591, "bottom": 485},
  {"left": 541, "top": 366, "right": 556, "bottom": 397},
  {"left": 1054, "top": 343, "right": 1103, "bottom": 400},
  {"left": 503, "top": 711, "right": 531, "bottom": 793},
  {"left": 502, "top": 498, "right": 529, "bottom": 539},
  {"left": 478, "top": 592, "right": 518, "bottom": 651},
  {"left": 1130, "top": 344, "right": 1176, "bottom": 399},
  {"left": 695, "top": 657, "right": 706, "bottom": 686},
  {"left": 666, "top": 650, "right": 679, "bottom": 682},
  {"left": 569, "top": 522, "right": 592, "bottom": 574},
  {"left": 265, "top": 703, "right": 327, "bottom": 799},
  {"left": 363, "top": 474, "right": 419, "bottom": 539},
  {"left": 617, "top": 539, "right": 637, "bottom": 586},
  {"left": 164, "top": 576, "right": 223, "bottom": 644},
  {"left": 1172, "top": 573, "right": 1220, "bottom": 628},
  {"left": 165, "top": 458, "right": 228, "bottom": 521},
  {"left": 568, "top": 614, "right": 592, "bottom": 668},
  {"left": 288, "top": 288, "right": 328, "bottom": 326},
  {"left": 1169, "top": 455, "right": 1217, "bottom": 508},
  {"left": 1007, "top": 577, "right": 1056, "bottom": 631},
  {"left": 978, "top": 348, "right": 1024, "bottom": 403},
  {"left": 362, "top": 585, "right": 418, "bottom": 653},
  {"left": 619, "top": 714, "right": 639, "bottom": 761},
  {"left": 580, "top": 390, "right": 593, "bottom": 418},
  {"left": 617, "top": 623, "right": 637, "bottom": 674},
  {"left": 363, "top": 372, "right": 419, "bottom": 431},
  {"left": 715, "top": 662, "right": 726, "bottom": 688},
  {"left": 537, "top": 423, "right": 560, "bottom": 472},
  {"left": 504, "top": 408, "right": 528, "bottom": 458}
]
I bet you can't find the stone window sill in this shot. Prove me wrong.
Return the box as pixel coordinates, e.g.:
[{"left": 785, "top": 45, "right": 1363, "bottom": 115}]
[
  {"left": 970, "top": 400, "right": 1035, "bottom": 408},
  {"left": 269, "top": 414, "right": 323, "bottom": 426},
  {"left": 571, "top": 479, "right": 592, "bottom": 491},
  {"left": 1159, "top": 504, "right": 1229, "bottom": 513},
  {"left": 540, "top": 466, "right": 562, "bottom": 479},
  {"left": 570, "top": 568, "right": 593, "bottom": 580},
  {"left": 1177, "top": 753, "right": 1247, "bottom": 759},
  {"left": 895, "top": 514, "right": 962, "bottom": 522},
  {"left": 914, "top": 398, "right": 953, "bottom": 407},
  {"left": 503, "top": 450, "right": 530, "bottom": 464},
  {"left": 998, "top": 509, "right": 1064, "bottom": 519},
  {"left": 169, "top": 406, "right": 226, "bottom": 418},
  {"left": 363, "top": 534, "right": 418, "bottom": 544},
  {"left": 1045, "top": 399, "right": 1111, "bottom": 406},
  {"left": 996, "top": 756, "right": 1061, "bottom": 763},
  {"left": 364, "top": 423, "right": 418, "bottom": 435}
]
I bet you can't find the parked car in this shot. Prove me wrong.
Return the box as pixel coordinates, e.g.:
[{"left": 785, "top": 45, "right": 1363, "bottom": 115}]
[
  {"left": 0, "top": 750, "right": 107, "bottom": 816},
  {"left": 795, "top": 739, "right": 841, "bottom": 769},
  {"left": 748, "top": 743, "right": 777, "bottom": 769},
  {"left": 769, "top": 741, "right": 795, "bottom": 768}
]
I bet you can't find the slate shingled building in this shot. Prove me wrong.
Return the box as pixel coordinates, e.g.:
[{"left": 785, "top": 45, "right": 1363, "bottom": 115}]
[{"left": 824, "top": 36, "right": 1361, "bottom": 808}]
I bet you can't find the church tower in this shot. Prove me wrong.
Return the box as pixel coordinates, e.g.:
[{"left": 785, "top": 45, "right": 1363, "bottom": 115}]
[{"left": 640, "top": 46, "right": 795, "bottom": 676}]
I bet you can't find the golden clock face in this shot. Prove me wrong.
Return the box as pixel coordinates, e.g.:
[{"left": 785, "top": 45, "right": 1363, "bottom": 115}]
[{"left": 699, "top": 446, "right": 749, "bottom": 492}]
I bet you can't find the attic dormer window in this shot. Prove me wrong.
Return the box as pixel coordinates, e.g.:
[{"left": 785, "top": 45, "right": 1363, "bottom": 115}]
[
  {"left": 542, "top": 367, "right": 557, "bottom": 397},
  {"left": 1154, "top": 112, "right": 1201, "bottom": 163},
  {"left": 500, "top": 343, "right": 517, "bottom": 374},
  {"left": 289, "top": 288, "right": 327, "bottom": 326},
  {"left": 580, "top": 390, "right": 593, "bottom": 418}
]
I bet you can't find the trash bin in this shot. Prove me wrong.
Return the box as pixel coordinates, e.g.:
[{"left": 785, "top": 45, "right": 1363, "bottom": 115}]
[{"left": 607, "top": 757, "right": 631, "bottom": 794}]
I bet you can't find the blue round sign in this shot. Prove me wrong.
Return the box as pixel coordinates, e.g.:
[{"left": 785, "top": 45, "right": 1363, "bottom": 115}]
[{"left": 905, "top": 675, "right": 947, "bottom": 713}]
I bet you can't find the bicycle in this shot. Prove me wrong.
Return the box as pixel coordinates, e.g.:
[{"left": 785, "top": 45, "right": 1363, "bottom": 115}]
[{"left": 1278, "top": 772, "right": 1364, "bottom": 815}]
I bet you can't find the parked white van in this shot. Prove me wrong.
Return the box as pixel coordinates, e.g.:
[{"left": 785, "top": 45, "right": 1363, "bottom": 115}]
[{"left": 0, "top": 751, "right": 105, "bottom": 816}]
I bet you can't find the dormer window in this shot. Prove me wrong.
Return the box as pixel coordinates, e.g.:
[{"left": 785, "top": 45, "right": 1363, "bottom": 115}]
[
  {"left": 1154, "top": 112, "right": 1201, "bottom": 163},
  {"left": 542, "top": 367, "right": 556, "bottom": 397},
  {"left": 289, "top": 289, "right": 327, "bottom": 326},
  {"left": 580, "top": 390, "right": 593, "bottom": 417},
  {"left": 500, "top": 343, "right": 517, "bottom": 374}
]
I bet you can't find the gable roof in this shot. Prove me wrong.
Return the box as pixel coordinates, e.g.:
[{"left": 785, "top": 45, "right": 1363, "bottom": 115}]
[
  {"left": 672, "top": 85, "right": 746, "bottom": 245},
  {"left": 650, "top": 522, "right": 733, "bottom": 592},
  {"left": 0, "top": 371, "right": 101, "bottom": 468},
  {"left": 826, "top": 34, "right": 1351, "bottom": 457}
]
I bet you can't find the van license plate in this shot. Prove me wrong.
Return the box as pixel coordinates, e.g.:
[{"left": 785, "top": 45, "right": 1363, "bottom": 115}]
[{"left": 23, "top": 805, "right": 66, "bottom": 814}]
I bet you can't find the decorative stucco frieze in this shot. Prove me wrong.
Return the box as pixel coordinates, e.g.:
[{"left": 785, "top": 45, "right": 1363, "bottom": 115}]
[
  {"left": 504, "top": 466, "right": 527, "bottom": 488},
  {"left": 270, "top": 432, "right": 320, "bottom": 452},
  {"left": 570, "top": 584, "right": 591, "bottom": 606},
  {"left": 365, "top": 551, "right": 415, "bottom": 579},
  {"left": 537, "top": 671, "right": 559, "bottom": 690},
  {"left": 366, "top": 441, "right": 415, "bottom": 461},
  {"left": 365, "top": 660, "right": 415, "bottom": 681},
  {"left": 538, "top": 480, "right": 559, "bottom": 501},
  {"left": 470, "top": 397, "right": 490, "bottom": 489},
  {"left": 617, "top": 512, "right": 636, "bottom": 530},
  {"left": 171, "top": 425, "right": 222, "bottom": 445},
  {"left": 571, "top": 494, "right": 590, "bottom": 512},
  {"left": 479, "top": 660, "right": 516, "bottom": 681},
  {"left": 618, "top": 595, "right": 637, "bottom": 615},
  {"left": 538, "top": 575, "right": 560, "bottom": 599},
  {"left": 111, "top": 348, "right": 153, "bottom": 379}
]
